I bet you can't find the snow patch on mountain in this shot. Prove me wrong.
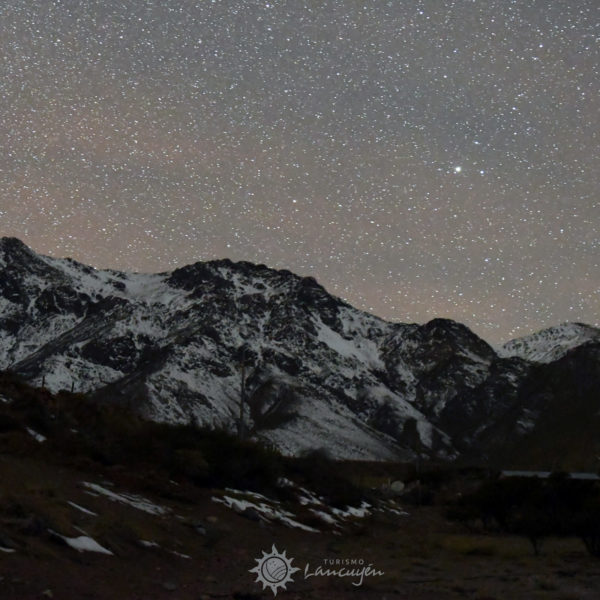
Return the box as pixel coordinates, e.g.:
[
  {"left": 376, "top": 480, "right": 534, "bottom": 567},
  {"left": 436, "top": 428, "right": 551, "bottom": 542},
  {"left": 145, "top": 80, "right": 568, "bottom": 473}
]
[
  {"left": 500, "top": 323, "right": 600, "bottom": 363},
  {"left": 4, "top": 237, "right": 593, "bottom": 461}
]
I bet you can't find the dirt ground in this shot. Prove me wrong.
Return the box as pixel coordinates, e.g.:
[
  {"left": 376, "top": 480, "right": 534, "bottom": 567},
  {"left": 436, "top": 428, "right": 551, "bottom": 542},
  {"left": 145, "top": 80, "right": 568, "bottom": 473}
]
[{"left": 1, "top": 454, "right": 600, "bottom": 600}]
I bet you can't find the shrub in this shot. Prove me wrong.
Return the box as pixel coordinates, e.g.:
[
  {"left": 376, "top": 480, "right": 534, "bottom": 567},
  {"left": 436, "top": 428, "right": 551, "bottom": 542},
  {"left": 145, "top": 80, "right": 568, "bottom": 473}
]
[
  {"left": 169, "top": 448, "right": 209, "bottom": 482},
  {"left": 286, "top": 448, "right": 366, "bottom": 508},
  {"left": 0, "top": 412, "right": 21, "bottom": 433},
  {"left": 571, "top": 498, "right": 600, "bottom": 557},
  {"left": 449, "top": 475, "right": 600, "bottom": 557}
]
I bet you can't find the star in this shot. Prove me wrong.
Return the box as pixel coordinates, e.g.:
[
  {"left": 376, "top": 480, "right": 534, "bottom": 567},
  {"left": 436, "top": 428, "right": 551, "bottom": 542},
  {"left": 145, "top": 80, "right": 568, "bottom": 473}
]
[{"left": 0, "top": 0, "right": 597, "bottom": 345}]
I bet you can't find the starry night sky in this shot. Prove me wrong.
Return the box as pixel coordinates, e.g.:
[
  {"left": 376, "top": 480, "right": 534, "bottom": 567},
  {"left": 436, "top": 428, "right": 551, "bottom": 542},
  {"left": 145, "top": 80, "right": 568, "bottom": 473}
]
[{"left": 0, "top": 1, "right": 598, "bottom": 344}]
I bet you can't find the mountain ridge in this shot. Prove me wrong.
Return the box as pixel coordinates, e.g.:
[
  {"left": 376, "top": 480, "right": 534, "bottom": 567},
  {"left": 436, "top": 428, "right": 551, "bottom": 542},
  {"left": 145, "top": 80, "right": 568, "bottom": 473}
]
[
  {"left": 0, "top": 237, "right": 597, "bottom": 462},
  {"left": 499, "top": 322, "right": 600, "bottom": 363}
]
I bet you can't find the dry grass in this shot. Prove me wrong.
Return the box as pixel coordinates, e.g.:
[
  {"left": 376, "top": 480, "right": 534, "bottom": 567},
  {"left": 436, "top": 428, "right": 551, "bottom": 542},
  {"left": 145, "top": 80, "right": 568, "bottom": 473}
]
[{"left": 438, "top": 534, "right": 498, "bottom": 556}]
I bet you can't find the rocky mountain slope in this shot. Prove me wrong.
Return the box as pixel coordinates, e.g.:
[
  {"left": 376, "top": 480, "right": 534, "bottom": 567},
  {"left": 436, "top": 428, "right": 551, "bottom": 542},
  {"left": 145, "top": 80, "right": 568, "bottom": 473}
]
[
  {"left": 0, "top": 237, "right": 597, "bottom": 462},
  {"left": 499, "top": 322, "right": 600, "bottom": 363},
  {"left": 494, "top": 339, "right": 600, "bottom": 471}
]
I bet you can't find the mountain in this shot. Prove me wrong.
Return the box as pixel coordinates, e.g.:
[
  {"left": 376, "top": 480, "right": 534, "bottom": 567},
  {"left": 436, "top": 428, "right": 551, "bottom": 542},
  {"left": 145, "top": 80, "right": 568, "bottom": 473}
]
[
  {"left": 492, "top": 339, "right": 600, "bottom": 471},
  {"left": 0, "top": 237, "right": 597, "bottom": 463},
  {"left": 499, "top": 323, "right": 600, "bottom": 363}
]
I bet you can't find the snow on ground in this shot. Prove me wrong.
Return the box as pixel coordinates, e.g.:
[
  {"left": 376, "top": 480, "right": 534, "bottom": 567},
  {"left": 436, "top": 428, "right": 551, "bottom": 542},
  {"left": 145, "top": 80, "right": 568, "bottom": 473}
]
[
  {"left": 139, "top": 539, "right": 190, "bottom": 558},
  {"left": 214, "top": 483, "right": 401, "bottom": 532},
  {"left": 26, "top": 427, "right": 46, "bottom": 443},
  {"left": 40, "top": 255, "right": 182, "bottom": 308},
  {"left": 307, "top": 501, "right": 372, "bottom": 527},
  {"left": 67, "top": 501, "right": 98, "bottom": 517},
  {"left": 313, "top": 315, "right": 384, "bottom": 370},
  {"left": 416, "top": 420, "right": 433, "bottom": 448},
  {"left": 330, "top": 501, "right": 372, "bottom": 519},
  {"left": 64, "top": 535, "right": 113, "bottom": 555},
  {"left": 42, "top": 355, "right": 123, "bottom": 394},
  {"left": 39, "top": 255, "right": 120, "bottom": 298},
  {"left": 51, "top": 532, "right": 113, "bottom": 555},
  {"left": 287, "top": 478, "right": 409, "bottom": 521},
  {"left": 261, "top": 393, "right": 405, "bottom": 461},
  {"left": 212, "top": 492, "right": 320, "bottom": 533},
  {"left": 309, "top": 509, "right": 339, "bottom": 525},
  {"left": 296, "top": 487, "right": 325, "bottom": 507},
  {"left": 120, "top": 273, "right": 180, "bottom": 306},
  {"left": 457, "top": 347, "right": 493, "bottom": 365},
  {"left": 229, "top": 272, "right": 273, "bottom": 297},
  {"left": 378, "top": 499, "right": 409, "bottom": 517},
  {"left": 224, "top": 488, "right": 274, "bottom": 503},
  {"left": 500, "top": 322, "right": 600, "bottom": 363},
  {"left": 82, "top": 482, "right": 169, "bottom": 516}
]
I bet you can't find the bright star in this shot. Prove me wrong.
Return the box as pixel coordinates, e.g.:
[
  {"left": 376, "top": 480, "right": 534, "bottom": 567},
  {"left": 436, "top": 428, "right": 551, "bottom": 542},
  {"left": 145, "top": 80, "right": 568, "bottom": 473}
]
[{"left": 454, "top": 166, "right": 462, "bottom": 173}]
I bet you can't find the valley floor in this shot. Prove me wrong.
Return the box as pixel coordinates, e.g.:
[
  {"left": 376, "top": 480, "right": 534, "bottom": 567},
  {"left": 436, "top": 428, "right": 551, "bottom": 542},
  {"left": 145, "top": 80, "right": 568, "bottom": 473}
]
[{"left": 1, "top": 455, "right": 599, "bottom": 600}]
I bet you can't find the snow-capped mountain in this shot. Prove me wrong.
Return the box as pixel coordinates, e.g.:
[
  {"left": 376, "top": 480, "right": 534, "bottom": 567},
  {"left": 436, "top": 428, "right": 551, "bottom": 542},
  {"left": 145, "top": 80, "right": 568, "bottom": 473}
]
[
  {"left": 499, "top": 323, "right": 600, "bottom": 363},
  {"left": 0, "top": 237, "right": 596, "bottom": 462}
]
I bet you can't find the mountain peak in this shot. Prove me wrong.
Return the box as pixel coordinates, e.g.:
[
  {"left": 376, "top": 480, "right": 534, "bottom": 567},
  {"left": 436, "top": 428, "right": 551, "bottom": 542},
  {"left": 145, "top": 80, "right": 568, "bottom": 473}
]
[
  {"left": 0, "top": 237, "right": 49, "bottom": 273},
  {"left": 500, "top": 322, "right": 600, "bottom": 363},
  {"left": 2, "top": 238, "right": 597, "bottom": 463},
  {"left": 0, "top": 236, "right": 32, "bottom": 255}
]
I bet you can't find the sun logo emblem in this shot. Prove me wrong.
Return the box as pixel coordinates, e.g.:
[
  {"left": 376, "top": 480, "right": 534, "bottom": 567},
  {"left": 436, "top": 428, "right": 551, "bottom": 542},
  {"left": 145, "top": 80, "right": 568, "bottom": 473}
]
[{"left": 249, "top": 544, "right": 300, "bottom": 596}]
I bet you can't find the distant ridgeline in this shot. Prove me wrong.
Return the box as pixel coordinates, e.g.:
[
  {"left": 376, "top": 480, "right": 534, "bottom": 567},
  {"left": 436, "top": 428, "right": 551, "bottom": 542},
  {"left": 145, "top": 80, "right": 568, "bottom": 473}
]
[{"left": 0, "top": 237, "right": 599, "bottom": 466}]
